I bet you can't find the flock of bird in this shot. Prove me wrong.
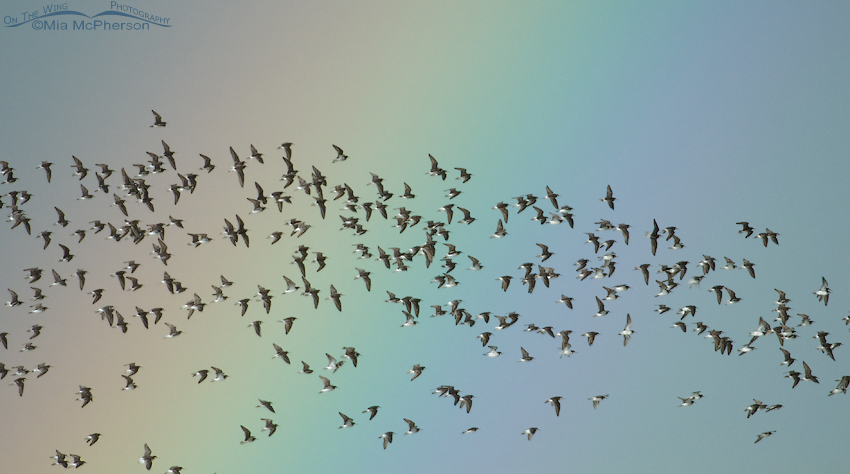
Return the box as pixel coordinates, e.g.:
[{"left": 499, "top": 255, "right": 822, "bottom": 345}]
[{"left": 0, "top": 110, "right": 846, "bottom": 472}]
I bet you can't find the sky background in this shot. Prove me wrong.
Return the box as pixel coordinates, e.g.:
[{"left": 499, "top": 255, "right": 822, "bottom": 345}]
[{"left": 0, "top": 1, "right": 848, "bottom": 473}]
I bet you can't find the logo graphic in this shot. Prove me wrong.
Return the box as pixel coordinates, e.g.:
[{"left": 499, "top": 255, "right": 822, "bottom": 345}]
[{"left": 5, "top": 2, "right": 171, "bottom": 31}]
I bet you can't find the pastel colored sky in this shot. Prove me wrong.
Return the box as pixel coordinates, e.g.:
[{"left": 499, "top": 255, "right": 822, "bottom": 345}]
[{"left": 0, "top": 1, "right": 847, "bottom": 473}]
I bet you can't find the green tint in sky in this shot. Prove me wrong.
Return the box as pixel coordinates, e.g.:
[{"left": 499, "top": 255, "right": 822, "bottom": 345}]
[{"left": 0, "top": 1, "right": 848, "bottom": 473}]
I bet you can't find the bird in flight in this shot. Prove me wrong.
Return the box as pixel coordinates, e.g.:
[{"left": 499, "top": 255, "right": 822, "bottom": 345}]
[
  {"left": 140, "top": 444, "right": 155, "bottom": 470},
  {"left": 601, "top": 185, "right": 616, "bottom": 210},
  {"left": 521, "top": 427, "right": 539, "bottom": 440},
  {"left": 150, "top": 110, "right": 166, "bottom": 127},
  {"left": 240, "top": 426, "right": 256, "bottom": 444},
  {"left": 545, "top": 396, "right": 562, "bottom": 416},
  {"left": 408, "top": 364, "right": 425, "bottom": 380},
  {"left": 589, "top": 394, "right": 609, "bottom": 408},
  {"left": 332, "top": 145, "right": 348, "bottom": 163},
  {"left": 379, "top": 432, "right": 394, "bottom": 449}
]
